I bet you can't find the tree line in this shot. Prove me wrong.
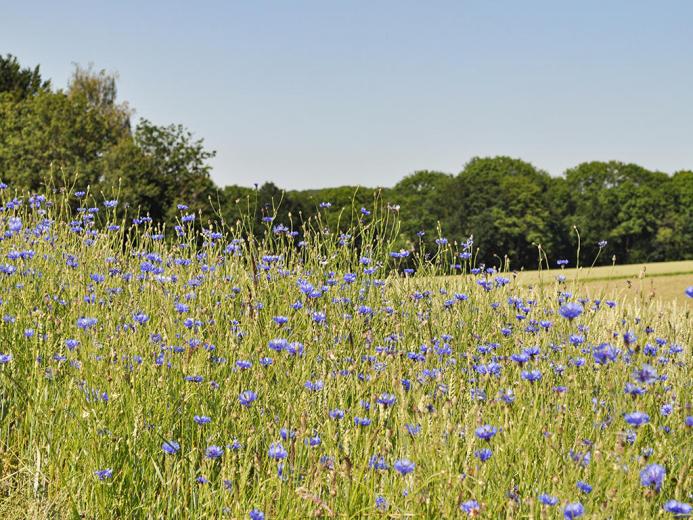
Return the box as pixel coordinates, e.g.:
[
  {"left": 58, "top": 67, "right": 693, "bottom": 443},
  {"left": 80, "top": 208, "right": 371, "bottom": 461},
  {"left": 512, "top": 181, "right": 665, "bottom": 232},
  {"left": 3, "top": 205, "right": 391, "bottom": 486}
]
[{"left": 1, "top": 54, "right": 691, "bottom": 269}]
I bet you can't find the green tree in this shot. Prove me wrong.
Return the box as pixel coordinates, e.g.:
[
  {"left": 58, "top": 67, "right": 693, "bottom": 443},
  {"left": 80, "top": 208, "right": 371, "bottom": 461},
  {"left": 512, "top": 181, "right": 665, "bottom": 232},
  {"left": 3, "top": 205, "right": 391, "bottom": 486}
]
[
  {"left": 0, "top": 54, "right": 51, "bottom": 100},
  {"left": 0, "top": 89, "right": 121, "bottom": 190},
  {"left": 67, "top": 64, "right": 132, "bottom": 136},
  {"left": 656, "top": 170, "right": 693, "bottom": 260},
  {"left": 564, "top": 161, "right": 672, "bottom": 264},
  {"left": 132, "top": 119, "right": 217, "bottom": 223},
  {"left": 451, "top": 157, "right": 555, "bottom": 269},
  {"left": 391, "top": 170, "right": 455, "bottom": 249}
]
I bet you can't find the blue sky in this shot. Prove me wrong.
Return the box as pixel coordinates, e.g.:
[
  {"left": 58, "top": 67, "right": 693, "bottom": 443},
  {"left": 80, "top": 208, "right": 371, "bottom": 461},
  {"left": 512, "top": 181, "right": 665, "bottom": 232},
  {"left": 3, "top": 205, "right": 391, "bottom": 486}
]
[{"left": 3, "top": 1, "right": 692, "bottom": 189}]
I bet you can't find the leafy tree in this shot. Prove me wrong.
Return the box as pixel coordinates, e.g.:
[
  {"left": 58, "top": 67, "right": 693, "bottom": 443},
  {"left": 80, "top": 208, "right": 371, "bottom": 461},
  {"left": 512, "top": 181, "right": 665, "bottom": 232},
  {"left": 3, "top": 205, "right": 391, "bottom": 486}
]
[
  {"left": 564, "top": 161, "right": 672, "bottom": 264},
  {"left": 0, "top": 89, "right": 121, "bottom": 190},
  {"left": 132, "top": 119, "right": 217, "bottom": 222},
  {"left": 67, "top": 64, "right": 132, "bottom": 136},
  {"left": 0, "top": 54, "right": 50, "bottom": 100},
  {"left": 656, "top": 170, "right": 693, "bottom": 260},
  {"left": 451, "top": 157, "right": 555, "bottom": 269},
  {"left": 391, "top": 170, "right": 455, "bottom": 249}
]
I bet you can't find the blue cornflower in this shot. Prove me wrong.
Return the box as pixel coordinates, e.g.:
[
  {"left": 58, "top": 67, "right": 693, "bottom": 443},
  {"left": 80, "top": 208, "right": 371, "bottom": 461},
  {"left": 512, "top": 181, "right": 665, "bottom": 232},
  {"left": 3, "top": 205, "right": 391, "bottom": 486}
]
[
  {"left": 76, "top": 317, "right": 98, "bottom": 330},
  {"left": 559, "top": 303, "right": 583, "bottom": 320},
  {"left": 280, "top": 428, "right": 296, "bottom": 441},
  {"left": 0, "top": 353, "right": 12, "bottom": 363},
  {"left": 539, "top": 494, "right": 559, "bottom": 506},
  {"left": 369, "top": 455, "right": 389, "bottom": 471},
  {"left": 249, "top": 509, "right": 265, "bottom": 520},
  {"left": 624, "top": 412, "right": 650, "bottom": 428},
  {"left": 94, "top": 468, "right": 113, "bottom": 480},
  {"left": 236, "top": 360, "right": 252, "bottom": 370},
  {"left": 286, "top": 342, "right": 304, "bottom": 356},
  {"left": 474, "top": 448, "right": 493, "bottom": 462},
  {"left": 475, "top": 425, "right": 498, "bottom": 441},
  {"left": 162, "top": 440, "right": 180, "bottom": 455},
  {"left": 268, "top": 442, "right": 288, "bottom": 460},
  {"left": 329, "top": 409, "right": 345, "bottom": 420},
  {"left": 521, "top": 369, "right": 542, "bottom": 382},
  {"left": 640, "top": 463, "right": 666, "bottom": 491},
  {"left": 577, "top": 481, "right": 592, "bottom": 494},
  {"left": 686, "top": 286, "right": 693, "bottom": 298},
  {"left": 460, "top": 500, "right": 480, "bottom": 515},
  {"left": 206, "top": 445, "right": 224, "bottom": 459},
  {"left": 405, "top": 424, "right": 421, "bottom": 436},
  {"left": 354, "top": 417, "right": 371, "bottom": 427},
  {"left": 8, "top": 217, "right": 22, "bottom": 233},
  {"left": 194, "top": 415, "right": 211, "bottom": 425},
  {"left": 564, "top": 502, "right": 584, "bottom": 519},
  {"left": 269, "top": 338, "right": 289, "bottom": 352},
  {"left": 304, "top": 380, "right": 324, "bottom": 392},
  {"left": 664, "top": 500, "right": 691, "bottom": 515},
  {"left": 133, "top": 312, "right": 149, "bottom": 324},
  {"left": 376, "top": 393, "right": 396, "bottom": 407},
  {"left": 632, "top": 364, "right": 658, "bottom": 384},
  {"left": 511, "top": 352, "right": 530, "bottom": 365},
  {"left": 593, "top": 343, "right": 620, "bottom": 364},
  {"left": 239, "top": 390, "right": 257, "bottom": 406},
  {"left": 393, "top": 458, "right": 415, "bottom": 475},
  {"left": 623, "top": 331, "right": 637, "bottom": 345}
]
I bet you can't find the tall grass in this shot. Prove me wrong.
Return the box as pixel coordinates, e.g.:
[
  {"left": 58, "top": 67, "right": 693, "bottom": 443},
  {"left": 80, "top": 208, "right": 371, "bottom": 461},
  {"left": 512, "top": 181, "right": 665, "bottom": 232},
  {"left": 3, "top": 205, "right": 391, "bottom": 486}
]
[{"left": 0, "top": 187, "right": 690, "bottom": 519}]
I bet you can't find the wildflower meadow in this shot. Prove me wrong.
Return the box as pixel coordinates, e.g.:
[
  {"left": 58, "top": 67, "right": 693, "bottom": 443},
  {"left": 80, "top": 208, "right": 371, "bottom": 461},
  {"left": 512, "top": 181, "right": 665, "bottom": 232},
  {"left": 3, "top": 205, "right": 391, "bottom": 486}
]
[{"left": 0, "top": 186, "right": 691, "bottom": 519}]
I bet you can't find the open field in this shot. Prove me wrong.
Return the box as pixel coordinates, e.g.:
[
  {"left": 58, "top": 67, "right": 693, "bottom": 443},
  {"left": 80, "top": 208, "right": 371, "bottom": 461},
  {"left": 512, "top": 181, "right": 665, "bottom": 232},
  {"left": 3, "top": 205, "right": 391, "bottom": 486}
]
[
  {"left": 438, "top": 261, "right": 693, "bottom": 307},
  {"left": 0, "top": 193, "right": 691, "bottom": 519},
  {"left": 516, "top": 261, "right": 693, "bottom": 305}
]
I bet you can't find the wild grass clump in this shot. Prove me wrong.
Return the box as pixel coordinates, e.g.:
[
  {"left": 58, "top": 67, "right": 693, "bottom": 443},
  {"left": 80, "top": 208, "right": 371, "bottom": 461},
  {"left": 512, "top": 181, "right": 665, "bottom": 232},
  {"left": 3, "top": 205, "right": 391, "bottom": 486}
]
[{"left": 0, "top": 187, "right": 690, "bottom": 519}]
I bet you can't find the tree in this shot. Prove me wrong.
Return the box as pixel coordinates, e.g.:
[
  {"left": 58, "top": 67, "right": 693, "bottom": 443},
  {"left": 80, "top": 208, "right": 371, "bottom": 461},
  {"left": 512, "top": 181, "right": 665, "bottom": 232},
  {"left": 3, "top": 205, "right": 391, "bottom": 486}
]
[
  {"left": 391, "top": 170, "right": 455, "bottom": 249},
  {"left": 132, "top": 119, "right": 217, "bottom": 222},
  {"left": 0, "top": 54, "right": 50, "bottom": 100},
  {"left": 451, "top": 157, "right": 555, "bottom": 269},
  {"left": 564, "top": 161, "right": 672, "bottom": 264},
  {"left": 0, "top": 89, "right": 122, "bottom": 190},
  {"left": 656, "top": 170, "right": 693, "bottom": 260},
  {"left": 67, "top": 64, "right": 132, "bottom": 136},
  {"left": 0, "top": 59, "right": 132, "bottom": 192}
]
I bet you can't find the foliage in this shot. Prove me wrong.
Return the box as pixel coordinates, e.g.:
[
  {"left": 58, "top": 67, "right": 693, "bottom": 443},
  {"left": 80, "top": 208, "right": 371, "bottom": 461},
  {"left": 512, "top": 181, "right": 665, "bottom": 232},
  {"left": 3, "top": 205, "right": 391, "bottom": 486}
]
[
  {"left": 0, "top": 54, "right": 51, "bottom": 100},
  {"left": 1, "top": 55, "right": 692, "bottom": 269},
  {"left": 0, "top": 187, "right": 690, "bottom": 518}
]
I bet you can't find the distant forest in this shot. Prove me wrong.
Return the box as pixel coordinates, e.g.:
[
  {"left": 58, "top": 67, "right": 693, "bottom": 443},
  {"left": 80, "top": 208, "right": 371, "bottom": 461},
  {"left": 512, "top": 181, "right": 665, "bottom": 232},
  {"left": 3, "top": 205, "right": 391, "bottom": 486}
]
[{"left": 1, "top": 54, "right": 691, "bottom": 269}]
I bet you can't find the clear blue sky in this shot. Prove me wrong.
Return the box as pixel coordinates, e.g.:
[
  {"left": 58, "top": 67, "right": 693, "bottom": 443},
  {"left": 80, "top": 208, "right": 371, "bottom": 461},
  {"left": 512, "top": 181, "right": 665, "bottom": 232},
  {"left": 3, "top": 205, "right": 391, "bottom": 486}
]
[{"left": 3, "top": 1, "right": 692, "bottom": 189}]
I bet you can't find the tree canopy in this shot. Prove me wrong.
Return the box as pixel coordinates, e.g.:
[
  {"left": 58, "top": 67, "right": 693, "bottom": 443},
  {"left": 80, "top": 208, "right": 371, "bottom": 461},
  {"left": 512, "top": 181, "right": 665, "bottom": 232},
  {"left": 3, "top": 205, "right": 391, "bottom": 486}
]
[{"left": 1, "top": 54, "right": 691, "bottom": 268}]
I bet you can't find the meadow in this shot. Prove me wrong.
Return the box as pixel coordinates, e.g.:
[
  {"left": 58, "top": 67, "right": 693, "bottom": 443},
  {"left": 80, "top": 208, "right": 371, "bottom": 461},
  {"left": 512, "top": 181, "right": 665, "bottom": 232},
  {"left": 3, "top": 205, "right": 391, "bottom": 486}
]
[{"left": 0, "top": 188, "right": 691, "bottom": 519}]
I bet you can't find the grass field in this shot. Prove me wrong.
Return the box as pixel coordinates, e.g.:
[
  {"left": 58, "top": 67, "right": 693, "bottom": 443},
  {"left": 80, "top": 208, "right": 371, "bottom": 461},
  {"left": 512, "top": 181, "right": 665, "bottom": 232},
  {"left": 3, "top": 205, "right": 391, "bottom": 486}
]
[
  {"left": 516, "top": 260, "right": 693, "bottom": 305},
  {"left": 0, "top": 192, "right": 691, "bottom": 519}
]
